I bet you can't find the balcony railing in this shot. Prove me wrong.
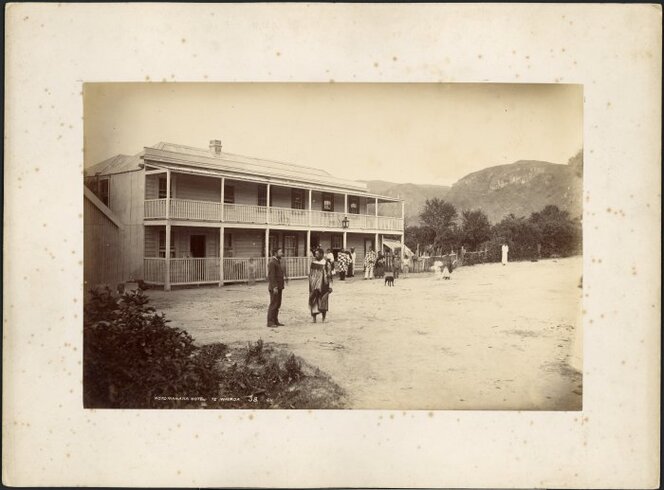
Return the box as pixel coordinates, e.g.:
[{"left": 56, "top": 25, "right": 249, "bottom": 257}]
[
  {"left": 144, "top": 256, "right": 311, "bottom": 285},
  {"left": 170, "top": 257, "right": 220, "bottom": 285},
  {"left": 170, "top": 199, "right": 222, "bottom": 221},
  {"left": 224, "top": 204, "right": 268, "bottom": 224},
  {"left": 144, "top": 199, "right": 403, "bottom": 231}
]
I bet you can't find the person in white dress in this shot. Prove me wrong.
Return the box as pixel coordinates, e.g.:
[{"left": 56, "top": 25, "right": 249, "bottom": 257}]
[
  {"left": 501, "top": 243, "right": 509, "bottom": 266},
  {"left": 432, "top": 260, "right": 444, "bottom": 279}
]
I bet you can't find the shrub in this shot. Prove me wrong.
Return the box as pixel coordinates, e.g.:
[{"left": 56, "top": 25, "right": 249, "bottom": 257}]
[
  {"left": 83, "top": 286, "right": 224, "bottom": 408},
  {"left": 245, "top": 339, "right": 265, "bottom": 363},
  {"left": 284, "top": 354, "right": 303, "bottom": 382}
]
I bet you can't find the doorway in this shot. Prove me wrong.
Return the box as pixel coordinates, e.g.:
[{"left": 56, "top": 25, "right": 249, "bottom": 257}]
[
  {"left": 190, "top": 235, "right": 206, "bottom": 258},
  {"left": 364, "top": 237, "right": 374, "bottom": 255}
]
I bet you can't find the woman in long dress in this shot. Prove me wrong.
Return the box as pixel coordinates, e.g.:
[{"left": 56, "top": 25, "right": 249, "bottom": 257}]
[
  {"left": 308, "top": 248, "right": 333, "bottom": 323},
  {"left": 501, "top": 243, "right": 509, "bottom": 265}
]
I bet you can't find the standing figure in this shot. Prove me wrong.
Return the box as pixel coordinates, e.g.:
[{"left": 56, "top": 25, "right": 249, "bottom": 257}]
[
  {"left": 374, "top": 252, "right": 385, "bottom": 278},
  {"left": 402, "top": 253, "right": 411, "bottom": 278},
  {"left": 336, "top": 249, "right": 350, "bottom": 281},
  {"left": 247, "top": 258, "right": 256, "bottom": 286},
  {"left": 267, "top": 248, "right": 285, "bottom": 328},
  {"left": 325, "top": 248, "right": 335, "bottom": 274},
  {"left": 364, "top": 247, "right": 377, "bottom": 279},
  {"left": 433, "top": 260, "right": 444, "bottom": 280},
  {"left": 442, "top": 259, "right": 452, "bottom": 280},
  {"left": 501, "top": 243, "right": 509, "bottom": 266},
  {"left": 348, "top": 247, "right": 356, "bottom": 277},
  {"left": 308, "top": 248, "right": 333, "bottom": 323},
  {"left": 393, "top": 253, "right": 401, "bottom": 279}
]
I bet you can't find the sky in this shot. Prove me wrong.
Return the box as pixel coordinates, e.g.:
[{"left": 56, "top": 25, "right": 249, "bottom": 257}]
[{"left": 84, "top": 83, "right": 583, "bottom": 186}]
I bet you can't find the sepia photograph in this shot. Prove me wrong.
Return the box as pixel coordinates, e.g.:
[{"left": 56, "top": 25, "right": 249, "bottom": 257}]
[
  {"left": 5, "top": 3, "right": 660, "bottom": 488},
  {"left": 83, "top": 83, "right": 584, "bottom": 410}
]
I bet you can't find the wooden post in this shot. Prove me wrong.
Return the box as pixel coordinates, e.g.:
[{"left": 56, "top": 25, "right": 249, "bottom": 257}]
[
  {"left": 219, "top": 226, "right": 224, "bottom": 287},
  {"left": 164, "top": 168, "right": 172, "bottom": 291},
  {"left": 165, "top": 169, "right": 171, "bottom": 219},
  {"left": 308, "top": 189, "right": 312, "bottom": 226},
  {"left": 375, "top": 232, "right": 379, "bottom": 253},
  {"left": 344, "top": 194, "right": 348, "bottom": 215},
  {"left": 343, "top": 231, "right": 347, "bottom": 249},
  {"left": 375, "top": 197, "right": 378, "bottom": 217},
  {"left": 164, "top": 224, "right": 171, "bottom": 291},
  {"left": 266, "top": 183, "right": 271, "bottom": 224},
  {"left": 265, "top": 228, "right": 270, "bottom": 275},
  {"left": 306, "top": 229, "right": 311, "bottom": 257},
  {"left": 220, "top": 176, "right": 225, "bottom": 221},
  {"left": 400, "top": 232, "right": 405, "bottom": 260}
]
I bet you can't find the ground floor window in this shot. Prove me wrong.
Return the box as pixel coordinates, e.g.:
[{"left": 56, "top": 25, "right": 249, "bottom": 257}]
[
  {"left": 284, "top": 234, "right": 298, "bottom": 256},
  {"left": 158, "top": 230, "right": 175, "bottom": 258},
  {"left": 331, "top": 234, "right": 343, "bottom": 250}
]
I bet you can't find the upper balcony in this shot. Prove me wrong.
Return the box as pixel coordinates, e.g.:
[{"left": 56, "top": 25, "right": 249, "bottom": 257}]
[{"left": 143, "top": 170, "right": 404, "bottom": 232}]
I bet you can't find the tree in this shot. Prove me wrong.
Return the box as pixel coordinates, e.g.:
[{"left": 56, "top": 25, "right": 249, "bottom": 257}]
[
  {"left": 529, "top": 205, "right": 580, "bottom": 257},
  {"left": 419, "top": 198, "right": 458, "bottom": 253},
  {"left": 404, "top": 225, "right": 435, "bottom": 253},
  {"left": 489, "top": 214, "right": 542, "bottom": 261},
  {"left": 419, "top": 198, "right": 457, "bottom": 232},
  {"left": 568, "top": 148, "right": 583, "bottom": 178},
  {"left": 460, "top": 209, "right": 492, "bottom": 251},
  {"left": 434, "top": 223, "right": 462, "bottom": 254}
]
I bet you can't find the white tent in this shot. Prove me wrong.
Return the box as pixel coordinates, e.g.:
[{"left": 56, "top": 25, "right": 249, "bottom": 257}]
[{"left": 381, "top": 238, "right": 414, "bottom": 257}]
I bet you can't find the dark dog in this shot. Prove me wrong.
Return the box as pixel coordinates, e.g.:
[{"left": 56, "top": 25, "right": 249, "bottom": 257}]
[{"left": 384, "top": 275, "right": 395, "bottom": 287}]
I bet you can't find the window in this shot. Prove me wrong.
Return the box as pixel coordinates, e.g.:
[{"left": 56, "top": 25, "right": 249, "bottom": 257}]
[
  {"left": 224, "top": 184, "right": 235, "bottom": 204},
  {"left": 265, "top": 232, "right": 280, "bottom": 256},
  {"left": 224, "top": 233, "right": 233, "bottom": 257},
  {"left": 158, "top": 230, "right": 175, "bottom": 258},
  {"left": 322, "top": 192, "right": 334, "bottom": 212},
  {"left": 257, "top": 184, "right": 273, "bottom": 207},
  {"left": 348, "top": 196, "right": 360, "bottom": 214},
  {"left": 99, "top": 179, "right": 110, "bottom": 207},
  {"left": 331, "top": 234, "right": 343, "bottom": 249},
  {"left": 291, "top": 189, "right": 305, "bottom": 210},
  {"left": 158, "top": 176, "right": 173, "bottom": 199},
  {"left": 284, "top": 235, "right": 298, "bottom": 257}
]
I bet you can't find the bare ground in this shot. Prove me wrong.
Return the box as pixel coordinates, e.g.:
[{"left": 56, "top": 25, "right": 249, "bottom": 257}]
[{"left": 147, "top": 256, "right": 583, "bottom": 410}]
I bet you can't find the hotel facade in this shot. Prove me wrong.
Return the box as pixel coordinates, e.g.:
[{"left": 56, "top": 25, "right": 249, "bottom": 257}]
[{"left": 85, "top": 140, "right": 405, "bottom": 291}]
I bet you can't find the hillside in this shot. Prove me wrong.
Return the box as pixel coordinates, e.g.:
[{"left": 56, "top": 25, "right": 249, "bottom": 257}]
[
  {"left": 360, "top": 180, "right": 450, "bottom": 226},
  {"left": 363, "top": 159, "right": 582, "bottom": 225}
]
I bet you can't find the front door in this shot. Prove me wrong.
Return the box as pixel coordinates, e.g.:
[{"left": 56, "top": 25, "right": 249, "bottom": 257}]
[
  {"left": 190, "top": 235, "right": 206, "bottom": 258},
  {"left": 364, "top": 237, "right": 374, "bottom": 255}
]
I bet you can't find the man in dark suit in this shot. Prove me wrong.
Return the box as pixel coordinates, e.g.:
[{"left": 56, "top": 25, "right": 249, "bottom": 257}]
[{"left": 267, "top": 248, "right": 285, "bottom": 328}]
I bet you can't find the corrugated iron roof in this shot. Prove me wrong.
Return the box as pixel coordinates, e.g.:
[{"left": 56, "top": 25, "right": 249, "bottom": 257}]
[
  {"left": 144, "top": 142, "right": 368, "bottom": 192},
  {"left": 85, "top": 142, "right": 401, "bottom": 201}
]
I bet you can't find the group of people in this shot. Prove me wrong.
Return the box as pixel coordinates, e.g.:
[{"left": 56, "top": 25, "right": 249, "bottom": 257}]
[
  {"left": 266, "top": 246, "right": 414, "bottom": 328},
  {"left": 325, "top": 247, "right": 356, "bottom": 281},
  {"left": 266, "top": 247, "right": 337, "bottom": 327},
  {"left": 363, "top": 248, "right": 411, "bottom": 280}
]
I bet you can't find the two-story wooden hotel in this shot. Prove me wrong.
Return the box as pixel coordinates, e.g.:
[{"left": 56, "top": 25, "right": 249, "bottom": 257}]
[{"left": 85, "top": 140, "right": 405, "bottom": 290}]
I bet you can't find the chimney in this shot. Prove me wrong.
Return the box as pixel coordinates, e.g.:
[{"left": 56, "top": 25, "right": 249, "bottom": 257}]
[{"left": 209, "top": 139, "right": 222, "bottom": 156}]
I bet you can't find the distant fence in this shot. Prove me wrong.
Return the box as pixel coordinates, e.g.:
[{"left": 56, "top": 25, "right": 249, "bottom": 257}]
[{"left": 404, "top": 250, "right": 489, "bottom": 273}]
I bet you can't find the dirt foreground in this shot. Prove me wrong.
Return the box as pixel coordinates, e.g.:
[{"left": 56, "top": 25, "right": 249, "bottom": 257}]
[{"left": 148, "top": 257, "right": 583, "bottom": 410}]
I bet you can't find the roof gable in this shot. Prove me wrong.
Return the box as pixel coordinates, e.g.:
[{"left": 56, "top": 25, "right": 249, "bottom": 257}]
[{"left": 85, "top": 152, "right": 143, "bottom": 176}]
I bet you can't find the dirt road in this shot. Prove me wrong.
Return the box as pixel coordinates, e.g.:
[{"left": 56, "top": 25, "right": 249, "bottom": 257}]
[{"left": 148, "top": 257, "right": 583, "bottom": 410}]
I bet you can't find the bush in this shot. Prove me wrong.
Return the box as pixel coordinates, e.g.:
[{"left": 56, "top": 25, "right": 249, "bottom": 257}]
[
  {"left": 84, "top": 286, "right": 344, "bottom": 409},
  {"left": 84, "top": 286, "right": 223, "bottom": 408}
]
